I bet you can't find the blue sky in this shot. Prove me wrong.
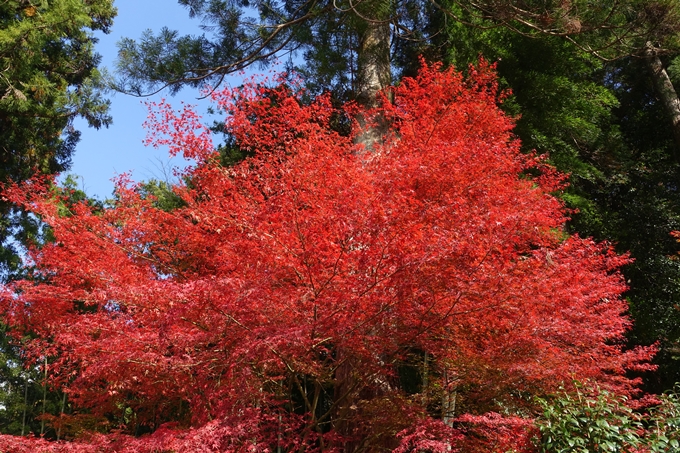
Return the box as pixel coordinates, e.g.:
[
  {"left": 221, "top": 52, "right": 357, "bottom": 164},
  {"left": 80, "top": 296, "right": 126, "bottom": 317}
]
[{"left": 69, "top": 0, "right": 228, "bottom": 199}]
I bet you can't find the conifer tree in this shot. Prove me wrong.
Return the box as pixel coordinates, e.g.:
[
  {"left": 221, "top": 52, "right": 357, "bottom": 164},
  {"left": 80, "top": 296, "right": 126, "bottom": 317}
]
[{"left": 0, "top": 0, "right": 116, "bottom": 277}]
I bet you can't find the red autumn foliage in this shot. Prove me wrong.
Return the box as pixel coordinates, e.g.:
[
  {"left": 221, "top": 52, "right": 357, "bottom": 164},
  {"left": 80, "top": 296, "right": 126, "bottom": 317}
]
[
  {"left": 0, "top": 61, "right": 655, "bottom": 451},
  {"left": 454, "top": 412, "right": 538, "bottom": 453}
]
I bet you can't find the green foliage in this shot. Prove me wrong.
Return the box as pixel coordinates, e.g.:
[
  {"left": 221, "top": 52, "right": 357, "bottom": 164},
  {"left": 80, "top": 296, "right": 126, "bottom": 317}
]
[
  {"left": 0, "top": 0, "right": 116, "bottom": 277},
  {"left": 55, "top": 175, "right": 105, "bottom": 217},
  {"left": 0, "top": 0, "right": 116, "bottom": 176},
  {"left": 116, "top": 0, "right": 419, "bottom": 100},
  {"left": 115, "top": 0, "right": 315, "bottom": 96},
  {"left": 0, "top": 325, "right": 66, "bottom": 438},
  {"left": 665, "top": 56, "right": 680, "bottom": 87},
  {"left": 137, "top": 179, "right": 187, "bottom": 212},
  {"left": 536, "top": 385, "right": 643, "bottom": 453},
  {"left": 587, "top": 57, "right": 680, "bottom": 392},
  {"left": 115, "top": 0, "right": 680, "bottom": 97},
  {"left": 646, "top": 386, "right": 680, "bottom": 452},
  {"left": 536, "top": 383, "right": 680, "bottom": 453}
]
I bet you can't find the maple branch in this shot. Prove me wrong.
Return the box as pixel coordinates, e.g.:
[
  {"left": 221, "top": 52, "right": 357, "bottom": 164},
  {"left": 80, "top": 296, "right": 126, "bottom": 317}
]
[
  {"left": 291, "top": 373, "right": 315, "bottom": 415},
  {"left": 180, "top": 316, "right": 209, "bottom": 332},
  {"left": 299, "top": 375, "right": 362, "bottom": 439}
]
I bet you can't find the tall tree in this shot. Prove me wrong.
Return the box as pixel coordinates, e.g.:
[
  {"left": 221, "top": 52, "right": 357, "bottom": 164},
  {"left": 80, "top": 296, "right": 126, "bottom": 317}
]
[
  {"left": 589, "top": 55, "right": 680, "bottom": 393},
  {"left": 115, "top": 0, "right": 678, "bottom": 102},
  {"left": 0, "top": 62, "right": 654, "bottom": 452},
  {"left": 0, "top": 0, "right": 116, "bottom": 277}
]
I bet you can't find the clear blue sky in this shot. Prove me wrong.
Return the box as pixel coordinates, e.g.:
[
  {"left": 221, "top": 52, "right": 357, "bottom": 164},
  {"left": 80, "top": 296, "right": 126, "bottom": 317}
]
[{"left": 70, "top": 0, "right": 226, "bottom": 199}]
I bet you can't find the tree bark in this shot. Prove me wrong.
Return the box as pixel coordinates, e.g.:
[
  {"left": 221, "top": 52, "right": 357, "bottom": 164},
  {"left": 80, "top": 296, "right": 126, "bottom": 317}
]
[
  {"left": 355, "top": 21, "right": 392, "bottom": 151},
  {"left": 356, "top": 21, "right": 392, "bottom": 108},
  {"left": 441, "top": 370, "right": 457, "bottom": 427},
  {"left": 56, "top": 392, "right": 66, "bottom": 440},
  {"left": 645, "top": 42, "right": 680, "bottom": 162}
]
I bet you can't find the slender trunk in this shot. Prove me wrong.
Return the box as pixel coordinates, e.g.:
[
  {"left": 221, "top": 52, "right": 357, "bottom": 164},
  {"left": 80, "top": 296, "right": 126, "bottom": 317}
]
[
  {"left": 441, "top": 370, "right": 456, "bottom": 427},
  {"left": 422, "top": 352, "right": 429, "bottom": 405},
  {"left": 21, "top": 375, "right": 28, "bottom": 436},
  {"left": 277, "top": 410, "right": 283, "bottom": 453},
  {"left": 645, "top": 42, "right": 680, "bottom": 162},
  {"left": 56, "top": 392, "right": 66, "bottom": 440},
  {"left": 40, "top": 357, "right": 47, "bottom": 436},
  {"left": 355, "top": 20, "right": 392, "bottom": 151},
  {"left": 332, "top": 354, "right": 356, "bottom": 452}
]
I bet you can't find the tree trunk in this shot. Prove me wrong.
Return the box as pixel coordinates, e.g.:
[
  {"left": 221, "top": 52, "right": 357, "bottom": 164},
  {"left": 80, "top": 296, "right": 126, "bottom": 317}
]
[
  {"left": 356, "top": 21, "right": 392, "bottom": 108},
  {"left": 40, "top": 357, "right": 47, "bottom": 436},
  {"left": 441, "top": 370, "right": 457, "bottom": 427},
  {"left": 56, "top": 392, "right": 66, "bottom": 440},
  {"left": 355, "top": 20, "right": 392, "bottom": 151},
  {"left": 21, "top": 375, "right": 28, "bottom": 436},
  {"left": 645, "top": 42, "right": 680, "bottom": 162}
]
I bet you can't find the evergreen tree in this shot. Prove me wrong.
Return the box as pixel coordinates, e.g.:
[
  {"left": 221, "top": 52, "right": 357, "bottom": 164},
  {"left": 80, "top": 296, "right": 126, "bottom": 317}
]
[
  {"left": 0, "top": 0, "right": 117, "bottom": 277},
  {"left": 115, "top": 0, "right": 678, "bottom": 101}
]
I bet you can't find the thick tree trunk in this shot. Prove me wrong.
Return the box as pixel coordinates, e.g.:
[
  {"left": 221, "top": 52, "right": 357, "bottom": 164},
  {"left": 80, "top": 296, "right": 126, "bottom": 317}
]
[
  {"left": 334, "top": 18, "right": 392, "bottom": 453},
  {"left": 645, "top": 42, "right": 680, "bottom": 162},
  {"left": 355, "top": 21, "right": 392, "bottom": 151},
  {"left": 356, "top": 21, "right": 392, "bottom": 108}
]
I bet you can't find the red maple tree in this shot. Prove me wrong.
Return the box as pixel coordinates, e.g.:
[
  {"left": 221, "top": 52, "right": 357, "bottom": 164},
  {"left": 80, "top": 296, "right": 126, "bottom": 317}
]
[{"left": 0, "top": 61, "right": 655, "bottom": 452}]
